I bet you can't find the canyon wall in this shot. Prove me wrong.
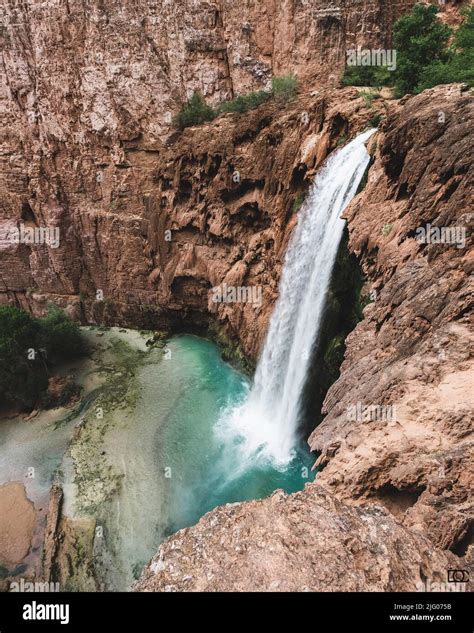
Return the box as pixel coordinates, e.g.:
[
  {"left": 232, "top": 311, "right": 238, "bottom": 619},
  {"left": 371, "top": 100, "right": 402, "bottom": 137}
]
[
  {"left": 310, "top": 84, "right": 474, "bottom": 555},
  {"left": 1, "top": 67, "right": 381, "bottom": 360},
  {"left": 1, "top": 0, "right": 456, "bottom": 358},
  {"left": 1, "top": 0, "right": 472, "bottom": 592}
]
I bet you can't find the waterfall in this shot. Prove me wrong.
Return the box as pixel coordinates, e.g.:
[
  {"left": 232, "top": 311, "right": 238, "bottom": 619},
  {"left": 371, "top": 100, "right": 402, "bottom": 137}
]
[{"left": 216, "top": 129, "right": 375, "bottom": 471}]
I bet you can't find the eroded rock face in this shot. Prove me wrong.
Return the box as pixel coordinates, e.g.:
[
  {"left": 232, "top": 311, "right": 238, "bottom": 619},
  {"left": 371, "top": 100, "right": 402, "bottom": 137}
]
[
  {"left": 310, "top": 84, "right": 474, "bottom": 556},
  {"left": 135, "top": 486, "right": 470, "bottom": 592},
  {"left": 1, "top": 1, "right": 472, "bottom": 593},
  {"left": 135, "top": 85, "right": 473, "bottom": 591},
  {"left": 0, "top": 84, "right": 379, "bottom": 359},
  {"left": 0, "top": 1, "right": 467, "bottom": 357}
]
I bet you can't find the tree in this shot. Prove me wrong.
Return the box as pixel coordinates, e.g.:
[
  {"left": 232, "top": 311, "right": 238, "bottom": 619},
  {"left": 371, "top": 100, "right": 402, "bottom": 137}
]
[
  {"left": 39, "top": 305, "right": 84, "bottom": 361},
  {"left": 393, "top": 4, "right": 451, "bottom": 96},
  {"left": 417, "top": 7, "right": 474, "bottom": 92},
  {"left": 0, "top": 306, "right": 47, "bottom": 409},
  {"left": 0, "top": 305, "right": 85, "bottom": 410}
]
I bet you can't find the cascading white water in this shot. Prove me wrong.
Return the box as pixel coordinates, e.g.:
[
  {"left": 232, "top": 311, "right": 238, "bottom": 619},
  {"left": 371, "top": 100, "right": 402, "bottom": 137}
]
[{"left": 216, "top": 129, "right": 375, "bottom": 471}]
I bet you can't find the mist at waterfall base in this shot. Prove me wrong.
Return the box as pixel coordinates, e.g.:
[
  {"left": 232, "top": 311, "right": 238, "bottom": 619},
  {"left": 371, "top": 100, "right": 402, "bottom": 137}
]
[
  {"left": 155, "top": 337, "right": 315, "bottom": 539},
  {"left": 0, "top": 131, "right": 373, "bottom": 589},
  {"left": 216, "top": 129, "right": 375, "bottom": 471},
  {"left": 169, "top": 129, "right": 375, "bottom": 534}
]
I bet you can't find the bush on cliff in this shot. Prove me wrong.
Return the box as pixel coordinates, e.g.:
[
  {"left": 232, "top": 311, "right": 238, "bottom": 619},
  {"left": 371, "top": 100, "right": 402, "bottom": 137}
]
[
  {"left": 218, "top": 90, "right": 272, "bottom": 114},
  {"left": 416, "top": 7, "right": 474, "bottom": 92},
  {"left": 0, "top": 305, "right": 85, "bottom": 410},
  {"left": 272, "top": 74, "right": 298, "bottom": 102},
  {"left": 174, "top": 75, "right": 299, "bottom": 129},
  {"left": 173, "top": 92, "right": 216, "bottom": 130},
  {"left": 342, "top": 65, "right": 393, "bottom": 89}
]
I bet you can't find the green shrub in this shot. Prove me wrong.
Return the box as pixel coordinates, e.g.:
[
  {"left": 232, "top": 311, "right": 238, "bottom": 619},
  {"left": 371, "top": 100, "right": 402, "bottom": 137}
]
[
  {"left": 358, "top": 89, "right": 380, "bottom": 106},
  {"left": 342, "top": 5, "right": 473, "bottom": 97},
  {"left": 173, "top": 92, "right": 216, "bottom": 130},
  {"left": 416, "top": 7, "right": 474, "bottom": 92},
  {"left": 0, "top": 305, "right": 85, "bottom": 410},
  {"left": 174, "top": 75, "right": 298, "bottom": 130},
  {"left": 272, "top": 74, "right": 298, "bottom": 102},
  {"left": 393, "top": 4, "right": 451, "bottom": 97},
  {"left": 0, "top": 306, "right": 47, "bottom": 409},
  {"left": 218, "top": 90, "right": 271, "bottom": 114},
  {"left": 39, "top": 306, "right": 84, "bottom": 361},
  {"left": 342, "top": 65, "right": 393, "bottom": 89}
]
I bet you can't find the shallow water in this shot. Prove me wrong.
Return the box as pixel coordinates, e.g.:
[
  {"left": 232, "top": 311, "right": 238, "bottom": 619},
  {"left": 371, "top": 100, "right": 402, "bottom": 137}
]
[{"left": 0, "top": 328, "right": 314, "bottom": 590}]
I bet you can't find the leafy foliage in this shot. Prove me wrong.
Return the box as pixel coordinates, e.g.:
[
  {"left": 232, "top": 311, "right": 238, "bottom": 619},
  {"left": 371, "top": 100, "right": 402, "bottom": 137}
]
[
  {"left": 271, "top": 74, "right": 298, "bottom": 102},
  {"left": 341, "top": 4, "right": 473, "bottom": 96},
  {"left": 0, "top": 305, "right": 85, "bottom": 410},
  {"left": 172, "top": 92, "right": 216, "bottom": 130},
  {"left": 342, "top": 65, "right": 393, "bottom": 89},
  {"left": 218, "top": 90, "right": 271, "bottom": 114},
  {"left": 416, "top": 7, "right": 474, "bottom": 92},
  {"left": 39, "top": 306, "right": 84, "bottom": 361},
  {"left": 393, "top": 4, "right": 451, "bottom": 96},
  {"left": 173, "top": 75, "right": 299, "bottom": 129}
]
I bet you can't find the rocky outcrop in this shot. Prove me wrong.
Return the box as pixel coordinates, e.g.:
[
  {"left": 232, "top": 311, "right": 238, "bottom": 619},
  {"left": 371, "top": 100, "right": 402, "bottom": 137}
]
[
  {"left": 136, "top": 85, "right": 473, "bottom": 591},
  {"left": 310, "top": 84, "right": 473, "bottom": 555},
  {"left": 0, "top": 482, "right": 36, "bottom": 568},
  {"left": 135, "top": 486, "right": 470, "bottom": 592},
  {"left": 1, "top": 0, "right": 472, "bottom": 593}
]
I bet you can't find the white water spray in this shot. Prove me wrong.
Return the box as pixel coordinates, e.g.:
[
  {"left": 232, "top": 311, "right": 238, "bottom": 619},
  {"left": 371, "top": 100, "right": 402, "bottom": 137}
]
[{"left": 217, "top": 130, "right": 375, "bottom": 470}]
